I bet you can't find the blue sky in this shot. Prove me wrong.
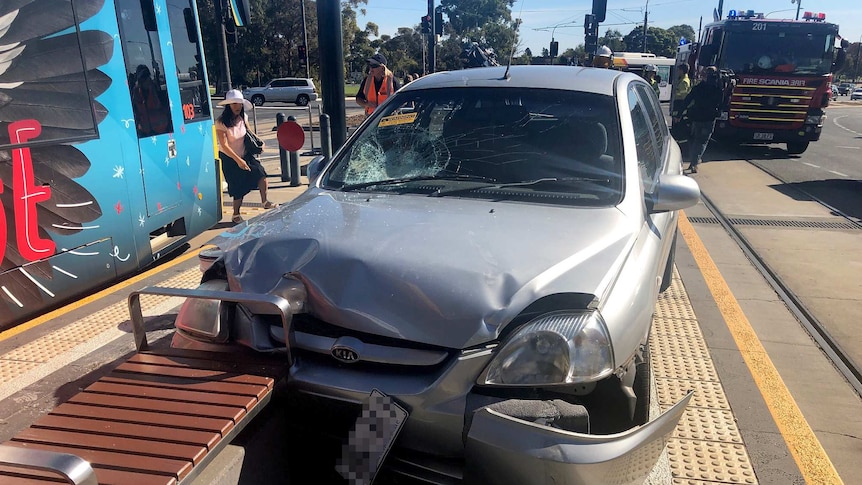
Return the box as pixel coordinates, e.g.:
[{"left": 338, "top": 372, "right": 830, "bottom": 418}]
[{"left": 356, "top": 0, "right": 862, "bottom": 55}]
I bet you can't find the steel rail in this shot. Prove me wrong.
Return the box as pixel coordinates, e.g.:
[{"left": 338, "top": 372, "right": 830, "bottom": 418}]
[{"left": 699, "top": 192, "right": 862, "bottom": 398}]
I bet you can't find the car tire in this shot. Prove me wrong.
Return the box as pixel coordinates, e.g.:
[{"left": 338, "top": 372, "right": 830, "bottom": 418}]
[
  {"left": 296, "top": 94, "right": 310, "bottom": 106},
  {"left": 251, "top": 95, "right": 265, "bottom": 106},
  {"left": 786, "top": 140, "right": 809, "bottom": 155},
  {"left": 631, "top": 335, "right": 651, "bottom": 426}
]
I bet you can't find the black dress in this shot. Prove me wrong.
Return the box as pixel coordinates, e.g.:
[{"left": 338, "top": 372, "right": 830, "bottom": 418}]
[{"left": 217, "top": 118, "right": 267, "bottom": 199}]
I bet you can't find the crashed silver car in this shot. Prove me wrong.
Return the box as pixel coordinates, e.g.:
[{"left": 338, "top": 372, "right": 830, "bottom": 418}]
[{"left": 162, "top": 65, "right": 700, "bottom": 483}]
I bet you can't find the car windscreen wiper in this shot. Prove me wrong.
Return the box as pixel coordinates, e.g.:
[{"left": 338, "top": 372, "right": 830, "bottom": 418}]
[{"left": 339, "top": 173, "right": 497, "bottom": 192}]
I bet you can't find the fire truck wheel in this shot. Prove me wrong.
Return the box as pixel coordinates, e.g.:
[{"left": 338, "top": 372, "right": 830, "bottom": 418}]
[{"left": 786, "top": 141, "right": 809, "bottom": 155}]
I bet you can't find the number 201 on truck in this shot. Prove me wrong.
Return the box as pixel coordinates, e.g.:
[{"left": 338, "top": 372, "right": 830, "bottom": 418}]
[
  {"left": 0, "top": 0, "right": 223, "bottom": 328},
  {"left": 672, "top": 9, "right": 848, "bottom": 155}
]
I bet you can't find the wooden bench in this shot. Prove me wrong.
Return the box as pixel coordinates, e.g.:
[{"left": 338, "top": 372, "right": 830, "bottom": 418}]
[{"left": 0, "top": 287, "right": 292, "bottom": 485}]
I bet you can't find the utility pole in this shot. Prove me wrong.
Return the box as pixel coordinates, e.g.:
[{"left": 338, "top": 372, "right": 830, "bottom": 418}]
[
  {"left": 427, "top": 0, "right": 436, "bottom": 73},
  {"left": 642, "top": 0, "right": 649, "bottom": 53},
  {"left": 792, "top": 0, "right": 801, "bottom": 20},
  {"left": 215, "top": 0, "right": 232, "bottom": 93},
  {"left": 300, "top": 0, "right": 310, "bottom": 79},
  {"left": 317, "top": 0, "right": 346, "bottom": 146}
]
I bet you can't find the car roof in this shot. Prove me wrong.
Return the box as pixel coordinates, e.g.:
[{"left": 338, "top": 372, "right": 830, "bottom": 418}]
[{"left": 400, "top": 66, "right": 631, "bottom": 97}]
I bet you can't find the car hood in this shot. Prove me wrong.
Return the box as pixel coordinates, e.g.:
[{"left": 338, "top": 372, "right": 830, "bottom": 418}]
[{"left": 213, "top": 190, "right": 636, "bottom": 349}]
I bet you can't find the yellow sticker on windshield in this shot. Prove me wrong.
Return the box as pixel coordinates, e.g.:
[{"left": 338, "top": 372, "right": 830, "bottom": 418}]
[{"left": 379, "top": 112, "right": 418, "bottom": 127}]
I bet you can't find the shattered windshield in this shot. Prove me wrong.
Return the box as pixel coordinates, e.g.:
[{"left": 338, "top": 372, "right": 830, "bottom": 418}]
[
  {"left": 721, "top": 30, "right": 834, "bottom": 75},
  {"left": 322, "top": 87, "right": 623, "bottom": 206}
]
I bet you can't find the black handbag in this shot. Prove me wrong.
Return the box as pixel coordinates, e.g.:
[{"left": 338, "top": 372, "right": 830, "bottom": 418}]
[
  {"left": 670, "top": 116, "right": 692, "bottom": 142},
  {"left": 244, "top": 129, "right": 264, "bottom": 156}
]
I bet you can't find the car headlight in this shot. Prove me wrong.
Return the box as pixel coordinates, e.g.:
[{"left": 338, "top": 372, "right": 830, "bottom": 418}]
[
  {"left": 481, "top": 311, "right": 614, "bottom": 386},
  {"left": 805, "top": 115, "right": 825, "bottom": 125}
]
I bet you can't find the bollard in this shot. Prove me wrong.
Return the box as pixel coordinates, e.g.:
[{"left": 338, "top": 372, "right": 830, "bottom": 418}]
[
  {"left": 287, "top": 117, "right": 301, "bottom": 187},
  {"left": 319, "top": 114, "right": 332, "bottom": 161},
  {"left": 276, "top": 113, "right": 289, "bottom": 182}
]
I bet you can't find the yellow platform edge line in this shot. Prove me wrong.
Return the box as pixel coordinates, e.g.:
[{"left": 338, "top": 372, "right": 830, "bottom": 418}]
[
  {"left": 0, "top": 247, "right": 206, "bottom": 343},
  {"left": 678, "top": 211, "right": 842, "bottom": 485}
]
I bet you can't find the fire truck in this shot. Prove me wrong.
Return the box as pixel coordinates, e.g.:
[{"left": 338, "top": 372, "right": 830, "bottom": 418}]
[{"left": 671, "top": 9, "right": 848, "bottom": 154}]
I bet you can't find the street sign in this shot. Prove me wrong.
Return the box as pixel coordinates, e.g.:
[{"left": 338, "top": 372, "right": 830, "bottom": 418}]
[{"left": 277, "top": 121, "right": 305, "bottom": 152}]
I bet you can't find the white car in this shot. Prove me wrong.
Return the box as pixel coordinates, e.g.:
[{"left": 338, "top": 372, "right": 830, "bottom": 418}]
[
  {"left": 851, "top": 88, "right": 862, "bottom": 101},
  {"left": 242, "top": 78, "right": 317, "bottom": 106}
]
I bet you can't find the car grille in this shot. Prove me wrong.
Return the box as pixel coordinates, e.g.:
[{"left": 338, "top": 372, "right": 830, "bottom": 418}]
[{"left": 729, "top": 81, "right": 817, "bottom": 128}]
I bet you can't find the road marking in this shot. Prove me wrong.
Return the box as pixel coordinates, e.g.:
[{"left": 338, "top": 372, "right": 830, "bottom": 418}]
[
  {"left": 835, "top": 146, "right": 860, "bottom": 149},
  {"left": 832, "top": 115, "right": 862, "bottom": 137},
  {"left": 678, "top": 211, "right": 844, "bottom": 485},
  {"left": 828, "top": 170, "right": 848, "bottom": 177},
  {"left": 0, "top": 248, "right": 205, "bottom": 343},
  {"left": 802, "top": 162, "right": 820, "bottom": 168}
]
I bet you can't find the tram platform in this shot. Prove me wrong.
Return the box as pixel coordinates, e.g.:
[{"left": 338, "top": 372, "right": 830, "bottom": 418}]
[{"left": 0, "top": 149, "right": 860, "bottom": 483}]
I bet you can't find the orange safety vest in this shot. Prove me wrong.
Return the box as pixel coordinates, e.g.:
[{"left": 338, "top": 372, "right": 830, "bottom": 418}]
[{"left": 362, "top": 72, "right": 395, "bottom": 116}]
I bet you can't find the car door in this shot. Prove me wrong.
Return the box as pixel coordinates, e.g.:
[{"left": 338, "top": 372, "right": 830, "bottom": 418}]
[{"left": 267, "top": 79, "right": 286, "bottom": 102}]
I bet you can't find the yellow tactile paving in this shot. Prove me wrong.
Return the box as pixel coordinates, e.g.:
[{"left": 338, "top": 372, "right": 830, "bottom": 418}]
[
  {"left": 0, "top": 360, "right": 41, "bottom": 381},
  {"left": 655, "top": 270, "right": 758, "bottom": 484}
]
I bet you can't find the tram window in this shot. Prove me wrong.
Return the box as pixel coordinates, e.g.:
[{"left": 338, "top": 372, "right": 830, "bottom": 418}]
[
  {"left": 167, "top": 0, "right": 211, "bottom": 123},
  {"left": 116, "top": 0, "right": 174, "bottom": 138}
]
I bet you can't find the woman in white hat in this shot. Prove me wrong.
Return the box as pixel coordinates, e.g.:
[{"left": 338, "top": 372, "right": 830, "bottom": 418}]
[{"left": 216, "top": 89, "right": 277, "bottom": 223}]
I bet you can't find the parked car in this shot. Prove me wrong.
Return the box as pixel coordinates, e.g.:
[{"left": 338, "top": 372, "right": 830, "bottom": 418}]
[
  {"left": 242, "top": 78, "right": 317, "bottom": 106},
  {"left": 831, "top": 84, "right": 838, "bottom": 100},
  {"left": 170, "top": 66, "right": 700, "bottom": 483},
  {"left": 838, "top": 82, "right": 854, "bottom": 96},
  {"left": 851, "top": 88, "right": 862, "bottom": 101}
]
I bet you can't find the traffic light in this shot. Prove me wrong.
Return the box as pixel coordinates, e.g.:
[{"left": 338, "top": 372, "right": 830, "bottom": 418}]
[
  {"left": 434, "top": 6, "right": 444, "bottom": 35},
  {"left": 549, "top": 41, "right": 559, "bottom": 58},
  {"left": 592, "top": 0, "right": 607, "bottom": 23},
  {"left": 298, "top": 45, "right": 307, "bottom": 67},
  {"left": 421, "top": 15, "right": 431, "bottom": 34}
]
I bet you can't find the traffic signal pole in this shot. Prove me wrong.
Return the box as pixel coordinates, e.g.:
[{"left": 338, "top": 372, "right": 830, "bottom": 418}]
[{"left": 427, "top": 0, "right": 436, "bottom": 73}]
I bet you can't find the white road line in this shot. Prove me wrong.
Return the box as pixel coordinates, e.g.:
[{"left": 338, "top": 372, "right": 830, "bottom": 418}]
[
  {"left": 803, "top": 162, "right": 820, "bottom": 168},
  {"left": 828, "top": 170, "right": 848, "bottom": 177},
  {"left": 835, "top": 146, "right": 860, "bottom": 149},
  {"left": 832, "top": 115, "right": 862, "bottom": 137}
]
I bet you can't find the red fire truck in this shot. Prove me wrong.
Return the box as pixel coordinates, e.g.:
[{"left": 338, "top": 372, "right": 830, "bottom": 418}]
[{"left": 671, "top": 9, "right": 848, "bottom": 154}]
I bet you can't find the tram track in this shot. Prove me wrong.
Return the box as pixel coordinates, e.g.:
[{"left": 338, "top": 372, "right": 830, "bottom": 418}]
[{"left": 699, "top": 183, "right": 862, "bottom": 399}]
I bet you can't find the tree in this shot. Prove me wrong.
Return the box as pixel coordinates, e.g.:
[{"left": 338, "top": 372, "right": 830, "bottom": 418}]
[
  {"left": 667, "top": 24, "right": 696, "bottom": 46},
  {"left": 598, "top": 29, "right": 626, "bottom": 53},
  {"left": 623, "top": 25, "right": 682, "bottom": 58}
]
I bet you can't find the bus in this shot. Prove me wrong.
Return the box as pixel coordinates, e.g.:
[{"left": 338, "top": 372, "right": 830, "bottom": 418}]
[
  {"left": 613, "top": 52, "right": 677, "bottom": 101},
  {"left": 0, "top": 0, "right": 221, "bottom": 328},
  {"left": 671, "top": 9, "right": 847, "bottom": 154}
]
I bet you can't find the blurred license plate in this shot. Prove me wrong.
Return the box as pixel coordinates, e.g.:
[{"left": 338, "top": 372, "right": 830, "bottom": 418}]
[
  {"left": 754, "top": 132, "right": 774, "bottom": 140},
  {"left": 336, "top": 390, "right": 408, "bottom": 484}
]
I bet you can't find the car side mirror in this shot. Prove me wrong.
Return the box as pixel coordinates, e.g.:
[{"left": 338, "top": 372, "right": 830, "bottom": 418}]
[
  {"left": 307, "top": 155, "right": 327, "bottom": 183},
  {"left": 649, "top": 174, "right": 700, "bottom": 213}
]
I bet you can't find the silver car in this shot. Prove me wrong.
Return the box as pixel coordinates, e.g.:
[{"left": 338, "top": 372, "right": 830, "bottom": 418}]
[
  {"left": 242, "top": 77, "right": 318, "bottom": 106},
  {"left": 166, "top": 66, "right": 700, "bottom": 483}
]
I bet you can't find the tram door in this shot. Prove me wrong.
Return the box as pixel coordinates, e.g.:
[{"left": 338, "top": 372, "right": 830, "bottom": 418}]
[{"left": 116, "top": 0, "right": 181, "bottom": 217}]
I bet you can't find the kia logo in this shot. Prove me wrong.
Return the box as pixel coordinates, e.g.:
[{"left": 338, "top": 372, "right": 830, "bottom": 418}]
[{"left": 331, "top": 346, "right": 360, "bottom": 363}]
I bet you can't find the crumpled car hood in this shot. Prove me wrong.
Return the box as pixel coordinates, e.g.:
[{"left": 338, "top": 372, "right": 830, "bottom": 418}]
[{"left": 213, "top": 189, "right": 635, "bottom": 349}]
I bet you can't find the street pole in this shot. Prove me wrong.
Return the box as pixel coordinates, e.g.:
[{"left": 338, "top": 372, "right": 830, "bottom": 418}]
[
  {"left": 317, "top": 0, "right": 346, "bottom": 147},
  {"left": 642, "top": 0, "right": 649, "bottom": 53},
  {"left": 300, "top": 0, "right": 310, "bottom": 79},
  {"left": 793, "top": 0, "right": 801, "bottom": 21},
  {"left": 217, "top": 0, "right": 232, "bottom": 93},
  {"left": 427, "top": 0, "right": 436, "bottom": 73},
  {"left": 854, "top": 35, "right": 862, "bottom": 83}
]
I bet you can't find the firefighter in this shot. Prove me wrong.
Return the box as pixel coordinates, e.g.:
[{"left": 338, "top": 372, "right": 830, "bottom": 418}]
[
  {"left": 592, "top": 45, "right": 614, "bottom": 69},
  {"left": 642, "top": 64, "right": 660, "bottom": 97}
]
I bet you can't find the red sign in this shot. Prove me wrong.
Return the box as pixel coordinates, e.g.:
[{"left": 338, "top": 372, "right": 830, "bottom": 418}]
[{"left": 276, "top": 121, "right": 305, "bottom": 152}]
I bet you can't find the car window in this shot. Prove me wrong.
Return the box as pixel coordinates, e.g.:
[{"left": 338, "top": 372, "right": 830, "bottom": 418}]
[
  {"left": 627, "top": 86, "right": 660, "bottom": 192},
  {"left": 322, "top": 87, "right": 624, "bottom": 207},
  {"left": 634, "top": 83, "right": 668, "bottom": 172},
  {"left": 271, "top": 80, "right": 287, "bottom": 88}
]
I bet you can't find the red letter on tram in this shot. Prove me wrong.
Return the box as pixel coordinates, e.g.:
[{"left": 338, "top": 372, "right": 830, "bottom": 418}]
[{"left": 8, "top": 120, "right": 55, "bottom": 261}]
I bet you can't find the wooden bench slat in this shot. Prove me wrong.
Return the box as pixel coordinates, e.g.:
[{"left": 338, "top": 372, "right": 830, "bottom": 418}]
[
  {"left": 3, "top": 441, "right": 192, "bottom": 481},
  {"left": 89, "top": 466, "right": 177, "bottom": 485},
  {"left": 116, "top": 362, "right": 274, "bottom": 387},
  {"left": 49, "top": 403, "right": 234, "bottom": 435},
  {"left": 13, "top": 428, "right": 208, "bottom": 465},
  {"left": 68, "top": 392, "right": 247, "bottom": 422},
  {"left": 129, "top": 353, "right": 285, "bottom": 377},
  {"left": 0, "top": 465, "right": 67, "bottom": 483},
  {"left": 99, "top": 375, "right": 270, "bottom": 400},
  {"left": 84, "top": 381, "right": 259, "bottom": 410},
  {"left": 32, "top": 415, "right": 220, "bottom": 449}
]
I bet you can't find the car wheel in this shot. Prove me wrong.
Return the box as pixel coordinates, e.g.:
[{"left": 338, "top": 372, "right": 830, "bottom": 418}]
[
  {"left": 786, "top": 140, "right": 809, "bottom": 155},
  {"left": 296, "top": 94, "right": 310, "bottom": 106},
  {"left": 251, "top": 95, "right": 265, "bottom": 106},
  {"left": 631, "top": 335, "right": 651, "bottom": 426}
]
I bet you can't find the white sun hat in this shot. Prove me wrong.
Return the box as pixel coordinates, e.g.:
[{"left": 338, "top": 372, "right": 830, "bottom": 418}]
[{"left": 218, "top": 89, "right": 252, "bottom": 110}]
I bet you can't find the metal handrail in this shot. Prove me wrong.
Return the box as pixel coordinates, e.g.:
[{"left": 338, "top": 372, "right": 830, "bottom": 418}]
[
  {"left": 128, "top": 286, "right": 295, "bottom": 366},
  {"left": 0, "top": 445, "right": 97, "bottom": 485}
]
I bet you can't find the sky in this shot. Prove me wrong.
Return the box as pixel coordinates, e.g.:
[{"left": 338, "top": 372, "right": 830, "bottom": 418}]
[{"left": 355, "top": 0, "right": 862, "bottom": 55}]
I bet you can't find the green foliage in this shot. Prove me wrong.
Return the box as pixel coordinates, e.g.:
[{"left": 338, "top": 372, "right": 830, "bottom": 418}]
[{"left": 622, "top": 25, "right": 683, "bottom": 58}]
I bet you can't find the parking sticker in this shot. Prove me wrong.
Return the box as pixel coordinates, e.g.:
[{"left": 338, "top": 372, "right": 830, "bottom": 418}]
[{"left": 379, "top": 112, "right": 417, "bottom": 127}]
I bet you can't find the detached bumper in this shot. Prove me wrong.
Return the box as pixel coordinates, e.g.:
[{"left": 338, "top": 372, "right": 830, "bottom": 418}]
[{"left": 464, "top": 393, "right": 691, "bottom": 485}]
